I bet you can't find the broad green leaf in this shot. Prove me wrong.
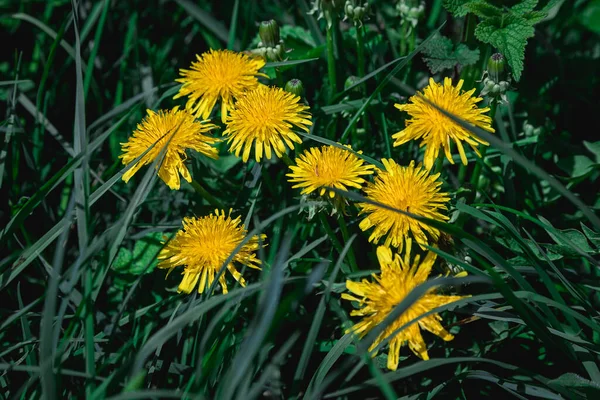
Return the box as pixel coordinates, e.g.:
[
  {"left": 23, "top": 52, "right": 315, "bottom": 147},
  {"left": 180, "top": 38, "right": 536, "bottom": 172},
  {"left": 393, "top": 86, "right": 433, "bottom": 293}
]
[
  {"left": 579, "top": 0, "right": 600, "bottom": 34},
  {"left": 465, "top": 1, "right": 503, "bottom": 18},
  {"left": 474, "top": 15, "right": 534, "bottom": 81},
  {"left": 511, "top": 0, "right": 539, "bottom": 15},
  {"left": 421, "top": 33, "right": 480, "bottom": 73},
  {"left": 580, "top": 223, "right": 600, "bottom": 249},
  {"left": 584, "top": 140, "right": 600, "bottom": 163},
  {"left": 548, "top": 373, "right": 600, "bottom": 398},
  {"left": 557, "top": 155, "right": 596, "bottom": 178},
  {"left": 443, "top": 0, "right": 475, "bottom": 17}
]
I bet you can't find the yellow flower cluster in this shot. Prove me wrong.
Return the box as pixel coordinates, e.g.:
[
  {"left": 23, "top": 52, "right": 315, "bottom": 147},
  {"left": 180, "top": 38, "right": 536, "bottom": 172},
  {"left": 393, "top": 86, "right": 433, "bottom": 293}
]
[
  {"left": 117, "top": 44, "right": 492, "bottom": 368},
  {"left": 282, "top": 77, "right": 492, "bottom": 369}
]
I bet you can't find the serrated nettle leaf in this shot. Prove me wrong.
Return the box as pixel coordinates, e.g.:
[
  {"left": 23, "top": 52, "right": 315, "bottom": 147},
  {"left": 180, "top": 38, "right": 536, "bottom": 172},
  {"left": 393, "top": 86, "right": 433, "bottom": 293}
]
[
  {"left": 465, "top": 1, "right": 503, "bottom": 18},
  {"left": 442, "top": 0, "right": 476, "bottom": 17},
  {"left": 580, "top": 223, "right": 600, "bottom": 249},
  {"left": 511, "top": 0, "right": 539, "bottom": 15},
  {"left": 474, "top": 15, "right": 534, "bottom": 81},
  {"left": 421, "top": 33, "right": 480, "bottom": 73},
  {"left": 548, "top": 373, "right": 600, "bottom": 397}
]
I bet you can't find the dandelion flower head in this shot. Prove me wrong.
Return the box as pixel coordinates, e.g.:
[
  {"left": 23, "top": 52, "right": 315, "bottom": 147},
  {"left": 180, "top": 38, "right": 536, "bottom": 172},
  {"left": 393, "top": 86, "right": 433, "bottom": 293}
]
[
  {"left": 359, "top": 159, "right": 449, "bottom": 252},
  {"left": 342, "top": 244, "right": 466, "bottom": 370},
  {"left": 287, "top": 144, "right": 375, "bottom": 199},
  {"left": 157, "top": 209, "right": 266, "bottom": 295},
  {"left": 174, "top": 49, "right": 268, "bottom": 123},
  {"left": 393, "top": 77, "right": 495, "bottom": 170},
  {"left": 223, "top": 85, "right": 312, "bottom": 162},
  {"left": 120, "top": 107, "right": 219, "bottom": 190}
]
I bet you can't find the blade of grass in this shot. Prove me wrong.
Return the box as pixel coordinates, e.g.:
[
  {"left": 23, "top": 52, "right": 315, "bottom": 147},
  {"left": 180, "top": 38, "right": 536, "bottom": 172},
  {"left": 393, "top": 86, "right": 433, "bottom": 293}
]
[
  {"left": 294, "top": 235, "right": 356, "bottom": 382},
  {"left": 83, "top": 0, "right": 110, "bottom": 98},
  {"left": 218, "top": 234, "right": 291, "bottom": 399},
  {"left": 11, "top": 13, "right": 87, "bottom": 71},
  {"left": 174, "top": 0, "right": 233, "bottom": 46},
  {"left": 264, "top": 58, "right": 320, "bottom": 68},
  {"left": 0, "top": 54, "right": 22, "bottom": 189},
  {"left": 227, "top": 0, "right": 239, "bottom": 50}
]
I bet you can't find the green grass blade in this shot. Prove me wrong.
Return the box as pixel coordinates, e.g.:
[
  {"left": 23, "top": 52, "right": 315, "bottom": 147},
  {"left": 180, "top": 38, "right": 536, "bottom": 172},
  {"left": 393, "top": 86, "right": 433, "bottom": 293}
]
[
  {"left": 174, "top": 0, "right": 232, "bottom": 45},
  {"left": 227, "top": 0, "right": 239, "bottom": 50},
  {"left": 294, "top": 235, "right": 354, "bottom": 383},
  {"left": 264, "top": 58, "right": 320, "bottom": 68},
  {"left": 83, "top": 0, "right": 110, "bottom": 98}
]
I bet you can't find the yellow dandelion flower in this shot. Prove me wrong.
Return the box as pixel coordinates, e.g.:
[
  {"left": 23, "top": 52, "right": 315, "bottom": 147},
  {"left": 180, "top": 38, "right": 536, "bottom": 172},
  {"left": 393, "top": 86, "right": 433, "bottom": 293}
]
[
  {"left": 223, "top": 85, "right": 312, "bottom": 162},
  {"left": 342, "top": 244, "right": 466, "bottom": 370},
  {"left": 174, "top": 49, "right": 268, "bottom": 123},
  {"left": 358, "top": 159, "right": 449, "bottom": 252},
  {"left": 286, "top": 145, "right": 375, "bottom": 199},
  {"left": 393, "top": 77, "right": 495, "bottom": 171},
  {"left": 120, "top": 107, "right": 219, "bottom": 190},
  {"left": 157, "top": 209, "right": 266, "bottom": 295}
]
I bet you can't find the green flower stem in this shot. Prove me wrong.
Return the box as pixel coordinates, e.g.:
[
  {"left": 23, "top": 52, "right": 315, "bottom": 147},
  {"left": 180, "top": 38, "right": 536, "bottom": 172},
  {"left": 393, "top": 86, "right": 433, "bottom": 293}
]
[
  {"left": 337, "top": 214, "right": 358, "bottom": 272},
  {"left": 426, "top": 0, "right": 443, "bottom": 29},
  {"left": 275, "top": 67, "right": 284, "bottom": 88},
  {"left": 326, "top": 20, "right": 338, "bottom": 101},
  {"left": 433, "top": 151, "right": 445, "bottom": 175},
  {"left": 190, "top": 179, "right": 223, "bottom": 208},
  {"left": 355, "top": 24, "right": 369, "bottom": 141},
  {"left": 318, "top": 212, "right": 348, "bottom": 269},
  {"left": 469, "top": 101, "right": 497, "bottom": 193},
  {"left": 356, "top": 24, "right": 366, "bottom": 92},
  {"left": 399, "top": 22, "right": 408, "bottom": 56},
  {"left": 281, "top": 152, "right": 294, "bottom": 166},
  {"left": 458, "top": 163, "right": 468, "bottom": 182}
]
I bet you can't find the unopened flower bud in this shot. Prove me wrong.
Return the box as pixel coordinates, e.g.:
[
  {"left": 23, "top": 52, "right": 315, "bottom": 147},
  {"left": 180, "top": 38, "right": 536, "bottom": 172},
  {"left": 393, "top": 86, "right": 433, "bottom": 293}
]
[
  {"left": 344, "top": 75, "right": 362, "bottom": 93},
  {"left": 285, "top": 79, "right": 304, "bottom": 97},
  {"left": 487, "top": 53, "right": 506, "bottom": 83},
  {"left": 259, "top": 20, "right": 280, "bottom": 48}
]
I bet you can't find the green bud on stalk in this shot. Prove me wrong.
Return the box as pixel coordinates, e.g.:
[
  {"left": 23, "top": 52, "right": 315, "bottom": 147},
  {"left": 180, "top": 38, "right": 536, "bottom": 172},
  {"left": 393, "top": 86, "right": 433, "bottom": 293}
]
[
  {"left": 259, "top": 20, "right": 280, "bottom": 48},
  {"left": 285, "top": 79, "right": 305, "bottom": 97}
]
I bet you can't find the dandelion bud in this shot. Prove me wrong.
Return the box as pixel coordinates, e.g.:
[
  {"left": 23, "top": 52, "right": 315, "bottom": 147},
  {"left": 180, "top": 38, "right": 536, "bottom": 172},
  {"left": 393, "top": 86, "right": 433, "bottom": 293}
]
[
  {"left": 344, "top": 75, "right": 361, "bottom": 92},
  {"left": 344, "top": 1, "right": 354, "bottom": 17},
  {"left": 259, "top": 20, "right": 280, "bottom": 48},
  {"left": 487, "top": 53, "right": 506, "bottom": 83},
  {"left": 285, "top": 79, "right": 305, "bottom": 97}
]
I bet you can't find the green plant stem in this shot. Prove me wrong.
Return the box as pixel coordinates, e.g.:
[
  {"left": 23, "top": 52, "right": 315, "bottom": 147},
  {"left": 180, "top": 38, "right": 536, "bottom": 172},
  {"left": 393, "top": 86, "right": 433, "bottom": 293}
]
[
  {"left": 275, "top": 67, "right": 284, "bottom": 88},
  {"left": 282, "top": 152, "right": 295, "bottom": 167},
  {"left": 426, "top": 0, "right": 443, "bottom": 29},
  {"left": 433, "top": 152, "right": 445, "bottom": 175},
  {"left": 356, "top": 24, "right": 366, "bottom": 90},
  {"left": 399, "top": 22, "right": 408, "bottom": 56},
  {"left": 190, "top": 179, "right": 223, "bottom": 208},
  {"left": 469, "top": 102, "right": 497, "bottom": 193},
  {"left": 409, "top": 26, "right": 416, "bottom": 54},
  {"left": 337, "top": 214, "right": 358, "bottom": 272},
  {"left": 318, "top": 212, "right": 347, "bottom": 270},
  {"left": 355, "top": 24, "right": 369, "bottom": 141},
  {"left": 326, "top": 21, "right": 338, "bottom": 101},
  {"left": 458, "top": 163, "right": 468, "bottom": 182}
]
